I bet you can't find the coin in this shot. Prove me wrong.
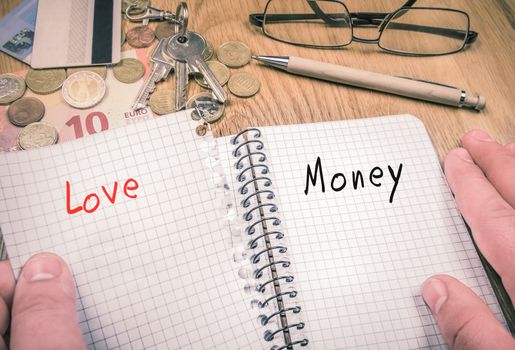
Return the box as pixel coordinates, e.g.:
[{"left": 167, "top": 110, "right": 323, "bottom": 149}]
[
  {"left": 7, "top": 97, "right": 45, "bottom": 127},
  {"left": 187, "top": 92, "right": 225, "bottom": 124},
  {"left": 122, "top": 0, "right": 148, "bottom": 14},
  {"left": 155, "top": 21, "right": 176, "bottom": 40},
  {"left": 113, "top": 58, "right": 145, "bottom": 84},
  {"left": 17, "top": 122, "right": 59, "bottom": 150},
  {"left": 196, "top": 124, "right": 208, "bottom": 136},
  {"left": 203, "top": 41, "right": 214, "bottom": 61},
  {"left": 126, "top": 25, "right": 155, "bottom": 48},
  {"left": 149, "top": 89, "right": 175, "bottom": 115},
  {"left": 216, "top": 41, "right": 252, "bottom": 68},
  {"left": 0, "top": 74, "right": 26, "bottom": 105},
  {"left": 228, "top": 72, "right": 261, "bottom": 98},
  {"left": 62, "top": 71, "right": 107, "bottom": 109},
  {"left": 66, "top": 66, "right": 107, "bottom": 79},
  {"left": 121, "top": 24, "right": 126, "bottom": 45},
  {"left": 194, "top": 61, "right": 230, "bottom": 89},
  {"left": 26, "top": 68, "right": 66, "bottom": 94}
]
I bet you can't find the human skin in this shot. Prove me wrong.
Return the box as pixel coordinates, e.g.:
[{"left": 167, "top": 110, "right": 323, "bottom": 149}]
[
  {"left": 0, "top": 129, "right": 514, "bottom": 349},
  {"left": 421, "top": 130, "right": 515, "bottom": 350}
]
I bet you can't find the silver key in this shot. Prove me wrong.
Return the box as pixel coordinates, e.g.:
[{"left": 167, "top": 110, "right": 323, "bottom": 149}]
[
  {"left": 165, "top": 31, "right": 227, "bottom": 104},
  {"left": 132, "top": 38, "right": 174, "bottom": 111},
  {"left": 174, "top": 61, "right": 189, "bottom": 111}
]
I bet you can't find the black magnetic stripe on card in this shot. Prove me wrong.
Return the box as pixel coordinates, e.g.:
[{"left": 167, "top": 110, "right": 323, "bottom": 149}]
[{"left": 91, "top": 0, "right": 114, "bottom": 64}]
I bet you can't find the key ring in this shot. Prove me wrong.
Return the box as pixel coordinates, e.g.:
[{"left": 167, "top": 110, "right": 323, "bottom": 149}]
[{"left": 175, "top": 2, "right": 189, "bottom": 41}]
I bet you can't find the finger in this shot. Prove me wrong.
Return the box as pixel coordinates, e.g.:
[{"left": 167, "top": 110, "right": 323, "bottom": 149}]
[
  {"left": 462, "top": 130, "right": 515, "bottom": 208},
  {"left": 10, "top": 253, "right": 86, "bottom": 350},
  {"left": 422, "top": 275, "right": 515, "bottom": 350},
  {"left": 444, "top": 148, "right": 515, "bottom": 298},
  {"left": 0, "top": 260, "right": 14, "bottom": 337},
  {"left": 0, "top": 296, "right": 7, "bottom": 335},
  {"left": 0, "top": 260, "right": 15, "bottom": 306}
]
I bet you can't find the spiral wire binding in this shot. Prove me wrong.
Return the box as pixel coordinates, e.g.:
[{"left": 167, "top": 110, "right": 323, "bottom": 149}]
[{"left": 231, "top": 129, "right": 308, "bottom": 349}]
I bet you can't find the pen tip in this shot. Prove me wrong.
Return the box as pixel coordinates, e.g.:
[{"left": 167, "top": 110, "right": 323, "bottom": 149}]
[{"left": 251, "top": 55, "right": 258, "bottom": 60}]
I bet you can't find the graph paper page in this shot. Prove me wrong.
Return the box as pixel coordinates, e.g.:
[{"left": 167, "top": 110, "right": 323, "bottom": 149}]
[
  {"left": 0, "top": 110, "right": 266, "bottom": 349},
  {"left": 220, "top": 115, "right": 506, "bottom": 349}
]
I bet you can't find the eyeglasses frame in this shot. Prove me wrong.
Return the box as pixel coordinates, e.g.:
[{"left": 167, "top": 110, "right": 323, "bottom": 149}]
[{"left": 249, "top": 0, "right": 478, "bottom": 56}]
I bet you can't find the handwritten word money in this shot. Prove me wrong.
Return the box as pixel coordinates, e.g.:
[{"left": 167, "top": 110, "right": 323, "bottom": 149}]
[
  {"left": 304, "top": 157, "right": 403, "bottom": 203},
  {"left": 66, "top": 178, "right": 139, "bottom": 214}
]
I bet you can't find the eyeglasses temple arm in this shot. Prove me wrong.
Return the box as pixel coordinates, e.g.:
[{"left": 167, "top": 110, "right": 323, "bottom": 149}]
[
  {"left": 249, "top": 12, "right": 388, "bottom": 28},
  {"left": 383, "top": 21, "right": 477, "bottom": 43}
]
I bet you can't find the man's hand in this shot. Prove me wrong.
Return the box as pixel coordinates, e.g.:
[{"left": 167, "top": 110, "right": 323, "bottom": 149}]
[
  {"left": 422, "top": 130, "right": 515, "bottom": 350},
  {"left": 0, "top": 253, "right": 86, "bottom": 350}
]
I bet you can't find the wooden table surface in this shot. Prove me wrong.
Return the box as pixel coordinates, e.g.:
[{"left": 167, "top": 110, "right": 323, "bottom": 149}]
[{"left": 0, "top": 0, "right": 513, "bottom": 163}]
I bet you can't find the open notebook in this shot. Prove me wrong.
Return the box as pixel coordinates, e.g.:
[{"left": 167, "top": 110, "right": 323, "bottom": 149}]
[{"left": 0, "top": 110, "right": 508, "bottom": 349}]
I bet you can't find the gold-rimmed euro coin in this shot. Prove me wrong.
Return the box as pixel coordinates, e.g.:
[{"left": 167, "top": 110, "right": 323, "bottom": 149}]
[
  {"left": 0, "top": 74, "right": 26, "bottom": 105},
  {"left": 194, "top": 61, "right": 230, "bottom": 89},
  {"left": 216, "top": 41, "right": 252, "bottom": 68},
  {"left": 62, "top": 71, "right": 106, "bottom": 109},
  {"left": 66, "top": 66, "right": 107, "bottom": 79},
  {"left": 149, "top": 89, "right": 175, "bottom": 115},
  {"left": 26, "top": 68, "right": 66, "bottom": 94},
  {"left": 228, "top": 72, "right": 260, "bottom": 98},
  {"left": 187, "top": 92, "right": 225, "bottom": 124},
  {"left": 113, "top": 58, "right": 145, "bottom": 84},
  {"left": 17, "top": 122, "right": 59, "bottom": 150}
]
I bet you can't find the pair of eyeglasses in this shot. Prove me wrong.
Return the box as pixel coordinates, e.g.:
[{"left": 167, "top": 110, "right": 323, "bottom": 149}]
[{"left": 249, "top": 0, "right": 478, "bottom": 56}]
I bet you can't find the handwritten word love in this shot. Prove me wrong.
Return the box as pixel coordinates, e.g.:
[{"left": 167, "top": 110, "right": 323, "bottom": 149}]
[{"left": 66, "top": 178, "right": 139, "bottom": 214}]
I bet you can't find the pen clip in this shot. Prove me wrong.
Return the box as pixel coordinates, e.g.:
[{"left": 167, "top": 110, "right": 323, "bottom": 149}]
[{"left": 397, "top": 76, "right": 457, "bottom": 89}]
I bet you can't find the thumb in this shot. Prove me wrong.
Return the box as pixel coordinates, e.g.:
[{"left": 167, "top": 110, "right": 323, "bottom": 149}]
[
  {"left": 422, "top": 275, "right": 514, "bottom": 350},
  {"left": 10, "top": 253, "right": 86, "bottom": 350}
]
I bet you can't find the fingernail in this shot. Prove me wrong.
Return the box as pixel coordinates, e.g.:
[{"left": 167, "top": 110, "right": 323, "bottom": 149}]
[
  {"left": 422, "top": 278, "right": 448, "bottom": 314},
  {"left": 453, "top": 148, "right": 474, "bottom": 164},
  {"left": 469, "top": 130, "right": 494, "bottom": 142},
  {"left": 22, "top": 254, "right": 63, "bottom": 282}
]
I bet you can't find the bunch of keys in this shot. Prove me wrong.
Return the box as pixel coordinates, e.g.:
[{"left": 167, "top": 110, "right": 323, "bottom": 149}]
[{"left": 132, "top": 2, "right": 227, "bottom": 112}]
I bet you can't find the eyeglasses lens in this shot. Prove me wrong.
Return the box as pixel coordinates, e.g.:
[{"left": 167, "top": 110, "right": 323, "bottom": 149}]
[
  {"left": 379, "top": 8, "right": 469, "bottom": 55},
  {"left": 263, "top": 0, "right": 352, "bottom": 47}
]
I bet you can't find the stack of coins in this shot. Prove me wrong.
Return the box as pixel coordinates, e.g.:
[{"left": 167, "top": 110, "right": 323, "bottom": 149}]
[{"left": 216, "top": 41, "right": 261, "bottom": 98}]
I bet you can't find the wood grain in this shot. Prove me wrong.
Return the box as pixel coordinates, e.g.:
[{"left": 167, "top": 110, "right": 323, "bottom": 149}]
[{"left": 0, "top": 0, "right": 513, "bottom": 163}]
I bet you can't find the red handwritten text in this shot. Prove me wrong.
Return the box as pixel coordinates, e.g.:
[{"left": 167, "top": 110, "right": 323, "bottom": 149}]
[{"left": 66, "top": 178, "right": 139, "bottom": 214}]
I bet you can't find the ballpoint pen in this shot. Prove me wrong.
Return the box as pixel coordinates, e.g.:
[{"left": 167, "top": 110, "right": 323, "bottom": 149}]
[{"left": 253, "top": 55, "right": 485, "bottom": 111}]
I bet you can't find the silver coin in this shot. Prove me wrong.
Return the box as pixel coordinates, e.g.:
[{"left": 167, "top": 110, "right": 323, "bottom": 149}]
[
  {"left": 17, "top": 122, "right": 59, "bottom": 150},
  {"left": 0, "top": 74, "right": 26, "bottom": 105},
  {"left": 186, "top": 92, "right": 225, "bottom": 124}
]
